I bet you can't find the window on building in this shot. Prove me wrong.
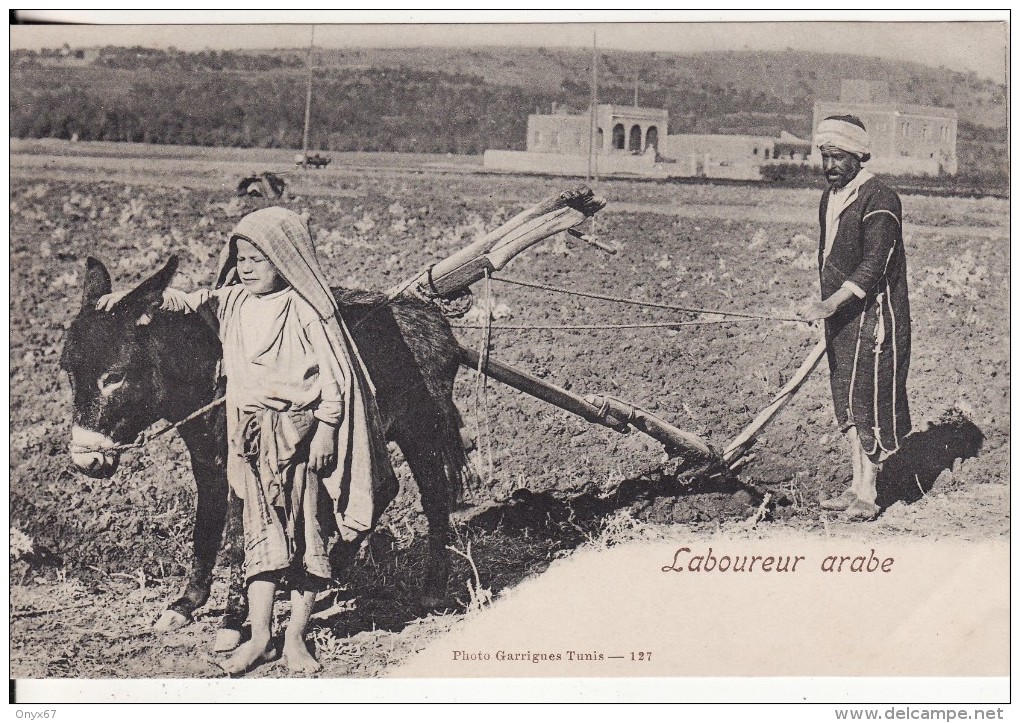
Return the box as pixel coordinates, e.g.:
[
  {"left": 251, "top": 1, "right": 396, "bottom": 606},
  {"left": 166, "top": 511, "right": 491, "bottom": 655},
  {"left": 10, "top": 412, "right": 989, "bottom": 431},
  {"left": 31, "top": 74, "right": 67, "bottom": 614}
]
[
  {"left": 753, "top": 148, "right": 758, "bottom": 155},
  {"left": 551, "top": 131, "right": 559, "bottom": 147},
  {"left": 534, "top": 131, "right": 542, "bottom": 146},
  {"left": 646, "top": 126, "right": 658, "bottom": 151},
  {"left": 765, "top": 149, "right": 770, "bottom": 159}
]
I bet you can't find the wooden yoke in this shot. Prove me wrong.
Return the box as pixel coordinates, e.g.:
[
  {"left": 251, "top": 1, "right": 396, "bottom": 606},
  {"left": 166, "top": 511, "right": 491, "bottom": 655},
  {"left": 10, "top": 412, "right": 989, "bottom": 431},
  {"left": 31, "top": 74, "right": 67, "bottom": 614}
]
[{"left": 390, "top": 186, "right": 606, "bottom": 301}]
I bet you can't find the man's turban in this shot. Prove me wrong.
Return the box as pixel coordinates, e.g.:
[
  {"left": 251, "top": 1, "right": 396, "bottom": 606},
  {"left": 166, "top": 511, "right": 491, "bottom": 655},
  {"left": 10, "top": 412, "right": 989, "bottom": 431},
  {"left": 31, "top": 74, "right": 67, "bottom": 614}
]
[{"left": 815, "top": 117, "right": 871, "bottom": 161}]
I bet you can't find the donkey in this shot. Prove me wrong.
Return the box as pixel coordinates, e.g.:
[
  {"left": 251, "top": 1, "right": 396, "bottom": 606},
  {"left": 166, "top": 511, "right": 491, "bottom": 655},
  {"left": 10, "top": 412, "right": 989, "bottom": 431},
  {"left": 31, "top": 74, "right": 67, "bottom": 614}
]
[{"left": 62, "top": 255, "right": 473, "bottom": 649}]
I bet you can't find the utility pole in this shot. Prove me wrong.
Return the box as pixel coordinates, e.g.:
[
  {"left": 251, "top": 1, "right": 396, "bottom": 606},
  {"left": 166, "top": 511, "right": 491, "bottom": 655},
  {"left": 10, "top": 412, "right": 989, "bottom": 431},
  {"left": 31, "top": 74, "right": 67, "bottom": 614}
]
[
  {"left": 301, "top": 25, "right": 315, "bottom": 157},
  {"left": 589, "top": 31, "right": 599, "bottom": 239},
  {"left": 588, "top": 30, "right": 598, "bottom": 182}
]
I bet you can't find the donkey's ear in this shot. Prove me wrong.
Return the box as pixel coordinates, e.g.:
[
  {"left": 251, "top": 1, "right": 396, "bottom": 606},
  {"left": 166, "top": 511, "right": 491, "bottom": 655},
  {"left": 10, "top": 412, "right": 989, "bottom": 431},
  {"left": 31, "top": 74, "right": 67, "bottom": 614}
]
[
  {"left": 120, "top": 255, "right": 180, "bottom": 313},
  {"left": 82, "top": 257, "right": 112, "bottom": 310}
]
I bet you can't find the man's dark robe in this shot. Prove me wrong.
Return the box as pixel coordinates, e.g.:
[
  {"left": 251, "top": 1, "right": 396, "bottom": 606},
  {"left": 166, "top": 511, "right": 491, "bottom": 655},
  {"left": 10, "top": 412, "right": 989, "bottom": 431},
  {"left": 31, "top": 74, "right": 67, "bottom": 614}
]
[{"left": 819, "top": 174, "right": 911, "bottom": 460}]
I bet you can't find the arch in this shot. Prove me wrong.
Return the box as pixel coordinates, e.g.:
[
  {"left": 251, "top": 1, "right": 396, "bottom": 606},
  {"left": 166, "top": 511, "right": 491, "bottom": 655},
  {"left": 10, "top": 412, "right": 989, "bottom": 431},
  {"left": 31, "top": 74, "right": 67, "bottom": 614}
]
[
  {"left": 612, "top": 123, "right": 625, "bottom": 150},
  {"left": 645, "top": 126, "right": 659, "bottom": 151},
  {"left": 628, "top": 124, "right": 642, "bottom": 152}
]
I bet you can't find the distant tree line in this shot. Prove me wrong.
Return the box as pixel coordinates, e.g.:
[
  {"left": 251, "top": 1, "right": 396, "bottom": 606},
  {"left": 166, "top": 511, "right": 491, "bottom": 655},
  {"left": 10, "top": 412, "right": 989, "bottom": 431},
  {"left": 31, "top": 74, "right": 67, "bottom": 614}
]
[
  {"left": 12, "top": 45, "right": 303, "bottom": 72},
  {"left": 11, "top": 63, "right": 551, "bottom": 153},
  {"left": 11, "top": 64, "right": 814, "bottom": 152},
  {"left": 956, "top": 120, "right": 1007, "bottom": 144},
  {"left": 9, "top": 46, "right": 1006, "bottom": 159}
]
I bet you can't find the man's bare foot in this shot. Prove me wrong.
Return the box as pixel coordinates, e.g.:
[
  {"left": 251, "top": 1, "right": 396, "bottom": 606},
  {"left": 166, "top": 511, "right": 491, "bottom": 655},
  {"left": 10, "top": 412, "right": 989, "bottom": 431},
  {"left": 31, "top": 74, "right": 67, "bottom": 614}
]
[
  {"left": 820, "top": 488, "right": 858, "bottom": 511},
  {"left": 843, "top": 498, "right": 880, "bottom": 522},
  {"left": 220, "top": 638, "right": 276, "bottom": 677},
  {"left": 282, "top": 638, "right": 322, "bottom": 674}
]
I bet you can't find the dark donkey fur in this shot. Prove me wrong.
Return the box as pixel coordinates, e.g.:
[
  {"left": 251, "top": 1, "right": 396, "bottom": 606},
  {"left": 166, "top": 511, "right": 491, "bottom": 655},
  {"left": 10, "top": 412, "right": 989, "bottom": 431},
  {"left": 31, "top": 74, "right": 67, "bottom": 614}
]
[{"left": 62, "top": 255, "right": 472, "bottom": 642}]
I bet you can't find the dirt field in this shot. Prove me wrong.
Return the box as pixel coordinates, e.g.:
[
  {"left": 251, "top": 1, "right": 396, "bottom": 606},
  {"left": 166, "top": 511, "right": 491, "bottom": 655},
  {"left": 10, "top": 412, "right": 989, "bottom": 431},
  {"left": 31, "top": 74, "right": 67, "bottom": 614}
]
[{"left": 9, "top": 142, "right": 1009, "bottom": 680}]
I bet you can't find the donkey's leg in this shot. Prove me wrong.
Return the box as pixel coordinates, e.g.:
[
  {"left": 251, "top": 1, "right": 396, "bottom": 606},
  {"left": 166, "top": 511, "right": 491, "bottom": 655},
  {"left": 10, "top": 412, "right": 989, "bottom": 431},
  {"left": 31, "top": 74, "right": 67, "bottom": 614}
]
[
  {"left": 155, "top": 454, "right": 226, "bottom": 630},
  {"left": 214, "top": 490, "right": 248, "bottom": 652},
  {"left": 326, "top": 461, "right": 397, "bottom": 595},
  {"left": 392, "top": 423, "right": 453, "bottom": 610},
  {"left": 161, "top": 420, "right": 229, "bottom": 631}
]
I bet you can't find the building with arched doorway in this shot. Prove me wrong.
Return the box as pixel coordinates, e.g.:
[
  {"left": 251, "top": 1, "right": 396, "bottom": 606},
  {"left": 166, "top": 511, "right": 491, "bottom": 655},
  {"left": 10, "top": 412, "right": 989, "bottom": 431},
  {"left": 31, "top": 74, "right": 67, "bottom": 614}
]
[
  {"left": 484, "top": 103, "right": 807, "bottom": 179},
  {"left": 524, "top": 103, "right": 668, "bottom": 158}
]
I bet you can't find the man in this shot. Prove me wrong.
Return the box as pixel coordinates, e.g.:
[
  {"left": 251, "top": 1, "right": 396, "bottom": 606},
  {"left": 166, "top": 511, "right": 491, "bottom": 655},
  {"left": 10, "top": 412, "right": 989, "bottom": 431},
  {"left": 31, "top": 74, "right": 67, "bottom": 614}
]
[{"left": 801, "top": 115, "right": 911, "bottom": 521}]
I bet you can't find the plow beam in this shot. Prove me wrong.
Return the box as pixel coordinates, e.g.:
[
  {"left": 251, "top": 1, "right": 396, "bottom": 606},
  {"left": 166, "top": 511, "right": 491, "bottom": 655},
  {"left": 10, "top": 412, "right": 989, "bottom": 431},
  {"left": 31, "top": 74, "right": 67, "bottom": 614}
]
[{"left": 459, "top": 345, "right": 720, "bottom": 462}]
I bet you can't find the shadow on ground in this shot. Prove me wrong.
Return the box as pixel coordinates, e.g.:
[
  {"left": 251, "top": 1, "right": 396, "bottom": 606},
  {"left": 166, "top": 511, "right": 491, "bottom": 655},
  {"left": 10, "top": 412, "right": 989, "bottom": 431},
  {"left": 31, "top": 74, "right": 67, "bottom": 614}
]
[
  {"left": 877, "top": 409, "right": 984, "bottom": 509},
  {"left": 308, "top": 456, "right": 764, "bottom": 639}
]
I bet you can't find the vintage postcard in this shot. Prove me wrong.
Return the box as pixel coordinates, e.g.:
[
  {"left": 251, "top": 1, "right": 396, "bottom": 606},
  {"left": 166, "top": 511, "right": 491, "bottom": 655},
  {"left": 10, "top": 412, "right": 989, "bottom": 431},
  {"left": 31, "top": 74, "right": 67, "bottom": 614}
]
[{"left": 8, "top": 10, "right": 1010, "bottom": 708}]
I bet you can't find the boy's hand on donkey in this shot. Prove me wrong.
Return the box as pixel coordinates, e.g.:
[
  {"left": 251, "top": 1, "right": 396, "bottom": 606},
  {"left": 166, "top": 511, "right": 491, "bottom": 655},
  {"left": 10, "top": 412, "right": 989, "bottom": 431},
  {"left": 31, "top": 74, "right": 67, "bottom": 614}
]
[
  {"left": 309, "top": 422, "right": 339, "bottom": 473},
  {"left": 95, "top": 290, "right": 131, "bottom": 311},
  {"left": 96, "top": 288, "right": 186, "bottom": 312}
]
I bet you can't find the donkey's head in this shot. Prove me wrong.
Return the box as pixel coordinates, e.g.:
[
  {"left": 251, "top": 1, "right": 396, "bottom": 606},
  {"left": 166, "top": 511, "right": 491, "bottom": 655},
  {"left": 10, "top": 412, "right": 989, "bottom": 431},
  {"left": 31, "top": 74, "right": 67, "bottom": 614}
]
[{"left": 61, "top": 256, "right": 179, "bottom": 478}]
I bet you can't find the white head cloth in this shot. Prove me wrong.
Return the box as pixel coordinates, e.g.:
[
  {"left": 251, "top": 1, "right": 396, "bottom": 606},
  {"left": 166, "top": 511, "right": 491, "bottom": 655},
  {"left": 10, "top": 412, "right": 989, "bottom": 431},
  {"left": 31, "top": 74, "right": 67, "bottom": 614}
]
[{"left": 815, "top": 118, "right": 871, "bottom": 159}]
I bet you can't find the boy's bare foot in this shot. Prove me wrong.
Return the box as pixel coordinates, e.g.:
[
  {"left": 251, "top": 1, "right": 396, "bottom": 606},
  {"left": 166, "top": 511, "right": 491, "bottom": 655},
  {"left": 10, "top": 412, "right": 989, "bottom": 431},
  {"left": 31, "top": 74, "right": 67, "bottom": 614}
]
[
  {"left": 282, "top": 639, "right": 322, "bottom": 674},
  {"left": 220, "top": 639, "right": 277, "bottom": 677}
]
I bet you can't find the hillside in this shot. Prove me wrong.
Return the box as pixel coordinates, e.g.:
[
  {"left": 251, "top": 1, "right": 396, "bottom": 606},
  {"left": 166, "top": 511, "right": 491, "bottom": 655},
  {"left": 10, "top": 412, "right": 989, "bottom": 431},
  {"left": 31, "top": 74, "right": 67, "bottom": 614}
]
[
  {"left": 314, "top": 46, "right": 1007, "bottom": 130},
  {"left": 10, "top": 45, "right": 1007, "bottom": 175}
]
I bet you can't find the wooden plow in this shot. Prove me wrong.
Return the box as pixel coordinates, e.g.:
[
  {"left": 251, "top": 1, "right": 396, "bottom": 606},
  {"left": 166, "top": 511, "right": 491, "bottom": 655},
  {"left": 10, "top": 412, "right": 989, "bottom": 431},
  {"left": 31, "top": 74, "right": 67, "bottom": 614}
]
[{"left": 390, "top": 185, "right": 822, "bottom": 473}]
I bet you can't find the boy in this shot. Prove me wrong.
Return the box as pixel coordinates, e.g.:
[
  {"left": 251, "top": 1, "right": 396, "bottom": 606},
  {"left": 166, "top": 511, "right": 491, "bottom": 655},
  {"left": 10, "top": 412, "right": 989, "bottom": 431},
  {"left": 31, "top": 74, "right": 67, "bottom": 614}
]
[{"left": 103, "top": 207, "right": 394, "bottom": 674}]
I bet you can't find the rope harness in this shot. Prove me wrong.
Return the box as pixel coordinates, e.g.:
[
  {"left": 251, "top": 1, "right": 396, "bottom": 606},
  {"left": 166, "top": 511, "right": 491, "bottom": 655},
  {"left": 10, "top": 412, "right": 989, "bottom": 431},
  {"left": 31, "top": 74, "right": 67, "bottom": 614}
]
[
  {"left": 69, "top": 394, "right": 226, "bottom": 455},
  {"left": 488, "top": 274, "right": 809, "bottom": 324},
  {"left": 454, "top": 319, "right": 770, "bottom": 331}
]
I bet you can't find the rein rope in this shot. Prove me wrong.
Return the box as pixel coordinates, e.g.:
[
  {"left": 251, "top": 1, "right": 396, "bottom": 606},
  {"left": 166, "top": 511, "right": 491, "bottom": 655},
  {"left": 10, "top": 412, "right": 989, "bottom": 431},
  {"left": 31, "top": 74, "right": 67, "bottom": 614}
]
[
  {"left": 69, "top": 394, "right": 226, "bottom": 455},
  {"left": 453, "top": 319, "right": 768, "bottom": 331},
  {"left": 489, "top": 274, "right": 809, "bottom": 325}
]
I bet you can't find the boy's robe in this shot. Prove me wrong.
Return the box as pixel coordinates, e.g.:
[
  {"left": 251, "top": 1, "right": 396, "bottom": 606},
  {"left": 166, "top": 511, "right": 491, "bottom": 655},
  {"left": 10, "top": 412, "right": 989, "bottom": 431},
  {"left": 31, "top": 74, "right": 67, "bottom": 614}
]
[{"left": 171, "top": 207, "right": 396, "bottom": 543}]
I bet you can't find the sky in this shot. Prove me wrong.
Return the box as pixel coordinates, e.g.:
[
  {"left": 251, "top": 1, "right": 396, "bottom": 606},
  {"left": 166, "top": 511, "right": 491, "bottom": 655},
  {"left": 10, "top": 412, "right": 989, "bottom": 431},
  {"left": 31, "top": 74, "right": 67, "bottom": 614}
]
[{"left": 9, "top": 10, "right": 1010, "bottom": 82}]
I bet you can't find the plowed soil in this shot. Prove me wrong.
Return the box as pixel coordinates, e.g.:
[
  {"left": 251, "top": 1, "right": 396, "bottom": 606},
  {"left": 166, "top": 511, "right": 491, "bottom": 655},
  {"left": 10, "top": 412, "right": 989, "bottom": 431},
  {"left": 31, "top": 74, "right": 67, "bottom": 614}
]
[{"left": 9, "top": 141, "right": 1009, "bottom": 680}]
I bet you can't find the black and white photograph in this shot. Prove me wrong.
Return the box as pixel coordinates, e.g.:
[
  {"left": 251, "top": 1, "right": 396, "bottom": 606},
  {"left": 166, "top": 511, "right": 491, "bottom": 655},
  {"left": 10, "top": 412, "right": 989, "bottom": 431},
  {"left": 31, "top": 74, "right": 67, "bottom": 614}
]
[{"left": 8, "top": 10, "right": 1010, "bottom": 709}]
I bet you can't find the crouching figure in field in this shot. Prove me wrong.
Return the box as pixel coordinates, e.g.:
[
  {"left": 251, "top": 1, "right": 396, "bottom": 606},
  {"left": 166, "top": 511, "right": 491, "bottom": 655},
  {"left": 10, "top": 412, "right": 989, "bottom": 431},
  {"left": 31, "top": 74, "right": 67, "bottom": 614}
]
[{"left": 63, "top": 207, "right": 473, "bottom": 673}]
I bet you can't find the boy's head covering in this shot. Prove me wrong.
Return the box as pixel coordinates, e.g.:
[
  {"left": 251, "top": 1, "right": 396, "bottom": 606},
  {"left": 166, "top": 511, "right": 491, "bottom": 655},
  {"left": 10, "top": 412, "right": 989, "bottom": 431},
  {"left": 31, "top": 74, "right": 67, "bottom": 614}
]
[
  {"left": 216, "top": 206, "right": 337, "bottom": 320},
  {"left": 816, "top": 115, "right": 871, "bottom": 162}
]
